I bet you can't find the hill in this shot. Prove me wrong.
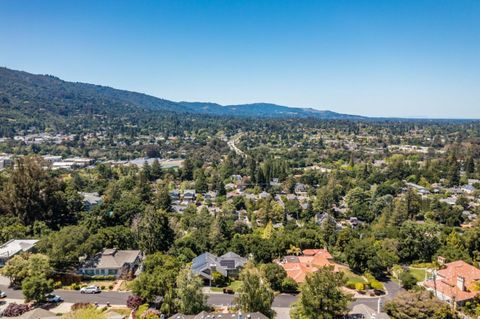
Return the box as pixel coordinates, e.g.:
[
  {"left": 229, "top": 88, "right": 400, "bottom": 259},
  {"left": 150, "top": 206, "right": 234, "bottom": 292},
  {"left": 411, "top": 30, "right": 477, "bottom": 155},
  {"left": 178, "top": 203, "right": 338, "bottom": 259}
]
[{"left": 0, "top": 67, "right": 364, "bottom": 135}]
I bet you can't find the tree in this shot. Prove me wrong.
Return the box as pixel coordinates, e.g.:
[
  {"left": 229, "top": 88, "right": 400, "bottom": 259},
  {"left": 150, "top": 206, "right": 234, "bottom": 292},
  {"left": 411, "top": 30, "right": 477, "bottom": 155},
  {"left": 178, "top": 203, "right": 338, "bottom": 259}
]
[
  {"left": 135, "top": 206, "right": 174, "bottom": 254},
  {"left": 385, "top": 291, "right": 459, "bottom": 319},
  {"left": 175, "top": 266, "right": 208, "bottom": 314},
  {"left": 290, "top": 266, "right": 352, "bottom": 319},
  {"left": 260, "top": 263, "right": 287, "bottom": 292},
  {"left": 345, "top": 187, "right": 373, "bottom": 222},
  {"left": 3, "top": 253, "right": 52, "bottom": 287},
  {"left": 398, "top": 271, "right": 417, "bottom": 290},
  {"left": 0, "top": 157, "right": 76, "bottom": 227},
  {"left": 155, "top": 184, "right": 172, "bottom": 212},
  {"left": 22, "top": 275, "right": 53, "bottom": 303},
  {"left": 132, "top": 253, "right": 181, "bottom": 302},
  {"left": 194, "top": 169, "right": 208, "bottom": 194},
  {"left": 235, "top": 262, "right": 275, "bottom": 318}
]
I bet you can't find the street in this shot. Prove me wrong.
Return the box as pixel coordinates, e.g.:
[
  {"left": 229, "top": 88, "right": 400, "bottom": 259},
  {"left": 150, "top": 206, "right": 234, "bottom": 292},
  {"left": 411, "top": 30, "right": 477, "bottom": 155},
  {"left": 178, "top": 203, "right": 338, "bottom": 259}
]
[{"left": 0, "top": 279, "right": 402, "bottom": 309}]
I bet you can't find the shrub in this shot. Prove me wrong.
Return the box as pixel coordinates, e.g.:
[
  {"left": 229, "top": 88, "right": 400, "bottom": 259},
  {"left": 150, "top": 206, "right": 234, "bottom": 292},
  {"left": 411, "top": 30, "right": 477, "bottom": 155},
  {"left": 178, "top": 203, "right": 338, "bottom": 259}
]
[
  {"left": 399, "top": 271, "right": 418, "bottom": 290},
  {"left": 127, "top": 295, "right": 143, "bottom": 310},
  {"left": 281, "top": 277, "right": 299, "bottom": 293},
  {"left": 211, "top": 271, "right": 228, "bottom": 287},
  {"left": 355, "top": 282, "right": 365, "bottom": 291},
  {"left": 346, "top": 282, "right": 356, "bottom": 290},
  {"left": 71, "top": 303, "right": 92, "bottom": 311},
  {"left": 370, "top": 280, "right": 384, "bottom": 291},
  {"left": 2, "top": 303, "right": 30, "bottom": 317},
  {"left": 90, "top": 275, "right": 116, "bottom": 281}
]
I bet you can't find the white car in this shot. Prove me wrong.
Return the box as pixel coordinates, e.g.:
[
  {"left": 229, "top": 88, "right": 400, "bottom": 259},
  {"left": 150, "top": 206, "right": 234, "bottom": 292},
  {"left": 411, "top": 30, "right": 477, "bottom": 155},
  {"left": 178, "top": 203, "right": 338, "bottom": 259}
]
[
  {"left": 0, "top": 290, "right": 6, "bottom": 298},
  {"left": 45, "top": 294, "right": 63, "bottom": 303},
  {"left": 80, "top": 286, "right": 101, "bottom": 294}
]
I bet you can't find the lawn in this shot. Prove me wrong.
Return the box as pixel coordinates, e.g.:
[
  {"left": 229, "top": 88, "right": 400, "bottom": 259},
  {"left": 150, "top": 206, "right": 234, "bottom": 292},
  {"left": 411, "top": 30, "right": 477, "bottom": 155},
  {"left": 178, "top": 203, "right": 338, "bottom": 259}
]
[
  {"left": 210, "top": 280, "right": 242, "bottom": 292},
  {"left": 343, "top": 270, "right": 367, "bottom": 285},
  {"left": 408, "top": 268, "right": 427, "bottom": 282}
]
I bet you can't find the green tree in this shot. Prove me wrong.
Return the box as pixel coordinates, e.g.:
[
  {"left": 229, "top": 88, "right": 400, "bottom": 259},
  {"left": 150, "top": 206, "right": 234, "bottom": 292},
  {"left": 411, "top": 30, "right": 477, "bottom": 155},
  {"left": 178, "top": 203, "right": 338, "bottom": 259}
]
[
  {"left": 290, "top": 266, "right": 352, "bottom": 319},
  {"left": 175, "top": 266, "right": 208, "bottom": 314},
  {"left": 194, "top": 169, "right": 208, "bottom": 194},
  {"left": 22, "top": 275, "right": 53, "bottom": 303},
  {"left": 260, "top": 263, "right": 287, "bottom": 292},
  {"left": 132, "top": 253, "right": 181, "bottom": 302},
  {"left": 155, "top": 184, "right": 172, "bottom": 212},
  {"left": 235, "top": 262, "right": 275, "bottom": 318},
  {"left": 135, "top": 206, "right": 174, "bottom": 254},
  {"left": 385, "top": 291, "right": 459, "bottom": 319}
]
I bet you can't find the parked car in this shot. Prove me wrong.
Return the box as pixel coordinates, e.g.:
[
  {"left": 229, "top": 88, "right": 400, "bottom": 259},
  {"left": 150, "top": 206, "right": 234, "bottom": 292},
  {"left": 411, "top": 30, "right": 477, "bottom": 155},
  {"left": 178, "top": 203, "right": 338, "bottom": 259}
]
[
  {"left": 45, "top": 294, "right": 63, "bottom": 303},
  {"left": 0, "top": 290, "right": 6, "bottom": 298},
  {"left": 80, "top": 286, "right": 101, "bottom": 294},
  {"left": 223, "top": 288, "right": 234, "bottom": 294}
]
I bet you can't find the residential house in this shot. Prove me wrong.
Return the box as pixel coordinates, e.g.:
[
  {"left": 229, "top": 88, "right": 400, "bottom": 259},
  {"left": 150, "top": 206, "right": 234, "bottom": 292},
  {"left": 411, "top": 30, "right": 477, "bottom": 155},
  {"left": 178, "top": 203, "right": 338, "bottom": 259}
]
[
  {"left": 423, "top": 260, "right": 480, "bottom": 306},
  {"left": 0, "top": 239, "right": 38, "bottom": 267},
  {"left": 80, "top": 192, "right": 103, "bottom": 210},
  {"left": 191, "top": 252, "right": 247, "bottom": 281},
  {"left": 79, "top": 248, "right": 142, "bottom": 278},
  {"left": 278, "top": 249, "right": 347, "bottom": 283},
  {"left": 183, "top": 189, "right": 196, "bottom": 202}
]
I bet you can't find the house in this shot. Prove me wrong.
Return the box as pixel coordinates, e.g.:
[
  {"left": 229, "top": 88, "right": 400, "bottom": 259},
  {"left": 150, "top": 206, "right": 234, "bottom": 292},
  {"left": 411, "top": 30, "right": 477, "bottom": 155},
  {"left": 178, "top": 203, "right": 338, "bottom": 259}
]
[
  {"left": 294, "top": 183, "right": 307, "bottom": 195},
  {"left": 79, "top": 248, "right": 142, "bottom": 278},
  {"left": 423, "top": 260, "right": 480, "bottom": 306},
  {"left": 169, "top": 311, "right": 268, "bottom": 319},
  {"left": 170, "top": 189, "right": 181, "bottom": 201},
  {"left": 0, "top": 239, "right": 39, "bottom": 267},
  {"left": 191, "top": 252, "right": 247, "bottom": 281},
  {"left": 278, "top": 249, "right": 347, "bottom": 283},
  {"left": 183, "top": 189, "right": 196, "bottom": 201},
  {"left": 80, "top": 192, "right": 103, "bottom": 210},
  {"left": 204, "top": 191, "right": 217, "bottom": 200},
  {"left": 0, "top": 155, "right": 13, "bottom": 170}
]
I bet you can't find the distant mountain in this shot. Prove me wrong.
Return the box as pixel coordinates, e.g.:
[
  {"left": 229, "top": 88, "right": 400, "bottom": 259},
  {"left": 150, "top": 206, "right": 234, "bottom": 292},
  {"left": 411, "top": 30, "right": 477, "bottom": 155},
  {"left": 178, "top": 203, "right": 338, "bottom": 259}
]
[
  {"left": 0, "top": 67, "right": 364, "bottom": 125},
  {"left": 178, "top": 101, "right": 365, "bottom": 119}
]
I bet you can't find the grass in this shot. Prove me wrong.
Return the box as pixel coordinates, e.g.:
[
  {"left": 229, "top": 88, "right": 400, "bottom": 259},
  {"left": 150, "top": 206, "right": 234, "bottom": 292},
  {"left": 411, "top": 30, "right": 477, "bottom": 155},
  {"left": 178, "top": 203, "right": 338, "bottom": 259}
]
[
  {"left": 210, "top": 280, "right": 242, "bottom": 292},
  {"left": 408, "top": 268, "right": 427, "bottom": 282},
  {"left": 343, "top": 270, "right": 367, "bottom": 285}
]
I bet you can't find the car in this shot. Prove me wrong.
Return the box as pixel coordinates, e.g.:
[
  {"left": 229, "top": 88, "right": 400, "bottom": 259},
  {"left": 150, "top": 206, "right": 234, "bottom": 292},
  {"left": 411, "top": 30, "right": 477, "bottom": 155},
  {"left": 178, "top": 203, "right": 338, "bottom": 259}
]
[
  {"left": 0, "top": 290, "right": 6, "bottom": 298},
  {"left": 223, "top": 288, "right": 234, "bottom": 294},
  {"left": 45, "top": 294, "right": 63, "bottom": 303},
  {"left": 80, "top": 286, "right": 101, "bottom": 294}
]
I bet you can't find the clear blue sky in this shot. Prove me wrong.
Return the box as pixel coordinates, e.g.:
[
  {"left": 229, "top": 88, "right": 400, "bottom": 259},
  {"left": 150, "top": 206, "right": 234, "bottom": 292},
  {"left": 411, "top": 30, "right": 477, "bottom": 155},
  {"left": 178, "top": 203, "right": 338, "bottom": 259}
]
[{"left": 1, "top": 0, "right": 479, "bottom": 118}]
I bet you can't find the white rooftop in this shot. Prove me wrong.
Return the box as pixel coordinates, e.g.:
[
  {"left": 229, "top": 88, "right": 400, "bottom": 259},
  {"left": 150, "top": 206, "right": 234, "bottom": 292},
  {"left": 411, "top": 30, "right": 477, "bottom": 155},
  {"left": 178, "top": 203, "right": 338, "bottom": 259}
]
[{"left": 0, "top": 239, "right": 39, "bottom": 260}]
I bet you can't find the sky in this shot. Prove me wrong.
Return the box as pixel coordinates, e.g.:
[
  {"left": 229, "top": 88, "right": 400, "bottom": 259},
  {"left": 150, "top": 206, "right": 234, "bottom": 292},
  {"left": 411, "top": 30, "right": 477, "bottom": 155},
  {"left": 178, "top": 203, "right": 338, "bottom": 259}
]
[{"left": 1, "top": 0, "right": 479, "bottom": 118}]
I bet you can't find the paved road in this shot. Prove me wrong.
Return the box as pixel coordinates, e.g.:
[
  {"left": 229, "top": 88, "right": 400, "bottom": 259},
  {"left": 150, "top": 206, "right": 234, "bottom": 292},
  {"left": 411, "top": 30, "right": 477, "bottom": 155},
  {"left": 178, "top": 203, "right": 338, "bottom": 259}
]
[{"left": 1, "top": 280, "right": 402, "bottom": 309}]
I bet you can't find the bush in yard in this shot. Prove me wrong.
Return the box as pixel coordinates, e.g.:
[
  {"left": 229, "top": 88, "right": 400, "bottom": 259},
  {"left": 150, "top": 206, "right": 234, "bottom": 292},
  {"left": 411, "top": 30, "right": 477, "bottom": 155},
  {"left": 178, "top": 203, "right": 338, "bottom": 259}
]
[
  {"left": 355, "top": 282, "right": 365, "bottom": 291},
  {"left": 2, "top": 303, "right": 30, "bottom": 317},
  {"left": 281, "top": 277, "right": 299, "bottom": 293},
  {"left": 399, "top": 271, "right": 418, "bottom": 290},
  {"left": 71, "top": 303, "right": 92, "bottom": 311},
  {"left": 370, "top": 280, "right": 384, "bottom": 291},
  {"left": 211, "top": 271, "right": 228, "bottom": 287},
  {"left": 127, "top": 295, "right": 143, "bottom": 310}
]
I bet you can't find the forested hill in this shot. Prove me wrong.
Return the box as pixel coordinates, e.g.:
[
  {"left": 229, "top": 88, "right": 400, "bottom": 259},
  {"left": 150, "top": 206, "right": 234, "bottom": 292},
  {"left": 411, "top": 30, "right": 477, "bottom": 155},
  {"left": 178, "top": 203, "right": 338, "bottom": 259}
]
[{"left": 0, "top": 67, "right": 364, "bottom": 131}]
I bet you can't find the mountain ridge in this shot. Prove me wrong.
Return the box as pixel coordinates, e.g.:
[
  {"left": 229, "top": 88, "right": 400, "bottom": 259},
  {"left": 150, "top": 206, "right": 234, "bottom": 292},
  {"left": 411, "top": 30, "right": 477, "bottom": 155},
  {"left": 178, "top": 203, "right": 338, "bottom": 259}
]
[{"left": 0, "top": 67, "right": 365, "bottom": 120}]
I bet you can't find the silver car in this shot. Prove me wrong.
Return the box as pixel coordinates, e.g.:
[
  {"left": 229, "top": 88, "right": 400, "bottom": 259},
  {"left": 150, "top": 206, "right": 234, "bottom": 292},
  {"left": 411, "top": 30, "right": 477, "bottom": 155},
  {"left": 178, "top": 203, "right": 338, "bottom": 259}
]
[{"left": 80, "top": 286, "right": 101, "bottom": 294}]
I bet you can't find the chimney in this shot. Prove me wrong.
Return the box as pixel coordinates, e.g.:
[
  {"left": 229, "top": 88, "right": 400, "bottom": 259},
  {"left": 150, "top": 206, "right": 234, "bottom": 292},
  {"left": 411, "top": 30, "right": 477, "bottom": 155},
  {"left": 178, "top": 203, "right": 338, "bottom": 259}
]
[
  {"left": 456, "top": 276, "right": 466, "bottom": 291},
  {"left": 437, "top": 256, "right": 446, "bottom": 266}
]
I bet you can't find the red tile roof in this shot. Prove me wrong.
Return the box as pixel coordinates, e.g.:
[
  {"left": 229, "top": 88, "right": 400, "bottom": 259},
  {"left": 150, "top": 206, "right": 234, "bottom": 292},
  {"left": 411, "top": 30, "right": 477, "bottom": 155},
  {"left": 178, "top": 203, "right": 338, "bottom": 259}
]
[
  {"left": 424, "top": 260, "right": 480, "bottom": 302},
  {"left": 279, "top": 249, "right": 347, "bottom": 283}
]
